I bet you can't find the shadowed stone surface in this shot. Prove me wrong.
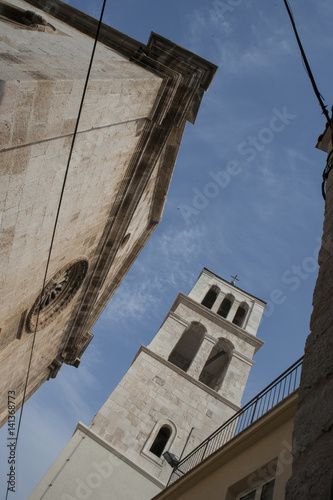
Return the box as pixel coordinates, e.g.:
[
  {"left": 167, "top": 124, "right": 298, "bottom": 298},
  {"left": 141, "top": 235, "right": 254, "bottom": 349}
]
[{"left": 285, "top": 136, "right": 333, "bottom": 499}]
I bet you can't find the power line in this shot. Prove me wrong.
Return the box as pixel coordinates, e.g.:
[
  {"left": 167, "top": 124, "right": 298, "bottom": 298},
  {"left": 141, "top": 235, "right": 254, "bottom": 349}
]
[
  {"left": 283, "top": 0, "right": 331, "bottom": 125},
  {"left": 282, "top": 0, "right": 333, "bottom": 200},
  {"left": 5, "top": 1, "right": 107, "bottom": 498}
]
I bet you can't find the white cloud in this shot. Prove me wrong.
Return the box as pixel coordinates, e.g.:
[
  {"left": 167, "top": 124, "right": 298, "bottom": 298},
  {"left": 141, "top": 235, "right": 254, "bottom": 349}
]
[
  {"left": 182, "top": 2, "right": 295, "bottom": 79},
  {"left": 104, "top": 276, "right": 162, "bottom": 323},
  {"left": 209, "top": 5, "right": 232, "bottom": 36},
  {"left": 158, "top": 226, "right": 206, "bottom": 262},
  {"left": 102, "top": 226, "right": 210, "bottom": 327},
  {"left": 55, "top": 366, "right": 97, "bottom": 421}
]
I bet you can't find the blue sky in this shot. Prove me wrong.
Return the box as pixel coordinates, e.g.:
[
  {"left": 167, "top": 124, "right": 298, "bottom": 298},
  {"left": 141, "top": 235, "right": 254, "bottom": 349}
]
[{"left": 1, "top": 0, "right": 333, "bottom": 497}]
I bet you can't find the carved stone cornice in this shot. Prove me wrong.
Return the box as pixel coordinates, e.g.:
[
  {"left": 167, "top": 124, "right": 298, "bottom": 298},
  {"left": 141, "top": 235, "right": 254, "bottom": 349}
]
[
  {"left": 47, "top": 356, "right": 63, "bottom": 380},
  {"left": 24, "top": 0, "right": 217, "bottom": 94}
]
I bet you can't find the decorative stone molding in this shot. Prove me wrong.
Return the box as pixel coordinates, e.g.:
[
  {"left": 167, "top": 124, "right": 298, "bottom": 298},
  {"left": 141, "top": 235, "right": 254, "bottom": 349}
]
[
  {"left": 47, "top": 357, "right": 63, "bottom": 380},
  {"left": 0, "top": 1, "right": 56, "bottom": 32},
  {"left": 172, "top": 293, "right": 265, "bottom": 353},
  {"left": 16, "top": 310, "right": 27, "bottom": 340},
  {"left": 26, "top": 259, "right": 88, "bottom": 333},
  {"left": 65, "top": 330, "right": 94, "bottom": 367},
  {"left": 75, "top": 330, "right": 94, "bottom": 360}
]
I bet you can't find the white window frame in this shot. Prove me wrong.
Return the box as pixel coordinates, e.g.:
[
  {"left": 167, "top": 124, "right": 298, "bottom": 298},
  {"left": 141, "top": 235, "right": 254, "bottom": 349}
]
[{"left": 236, "top": 478, "right": 275, "bottom": 500}]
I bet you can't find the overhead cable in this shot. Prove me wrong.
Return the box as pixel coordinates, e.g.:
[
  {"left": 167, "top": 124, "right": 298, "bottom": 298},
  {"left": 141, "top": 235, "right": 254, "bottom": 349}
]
[
  {"left": 283, "top": 0, "right": 331, "bottom": 125},
  {"left": 282, "top": 0, "right": 333, "bottom": 200}
]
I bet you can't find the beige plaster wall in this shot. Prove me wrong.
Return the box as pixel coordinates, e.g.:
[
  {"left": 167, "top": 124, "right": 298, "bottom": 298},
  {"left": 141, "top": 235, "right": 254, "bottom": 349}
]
[{"left": 28, "top": 425, "right": 163, "bottom": 500}]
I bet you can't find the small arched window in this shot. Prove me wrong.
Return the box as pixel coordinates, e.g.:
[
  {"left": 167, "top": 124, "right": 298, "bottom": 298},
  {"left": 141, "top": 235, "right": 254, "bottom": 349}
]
[
  {"left": 217, "top": 294, "right": 234, "bottom": 318},
  {"left": 199, "top": 338, "right": 234, "bottom": 391},
  {"left": 168, "top": 322, "right": 205, "bottom": 372},
  {"left": 201, "top": 286, "right": 219, "bottom": 309},
  {"left": 149, "top": 425, "right": 171, "bottom": 458},
  {"left": 232, "top": 302, "right": 249, "bottom": 328}
]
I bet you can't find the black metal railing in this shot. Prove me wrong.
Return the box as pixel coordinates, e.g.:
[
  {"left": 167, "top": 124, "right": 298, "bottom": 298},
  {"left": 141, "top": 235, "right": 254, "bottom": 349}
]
[{"left": 168, "top": 356, "right": 303, "bottom": 485}]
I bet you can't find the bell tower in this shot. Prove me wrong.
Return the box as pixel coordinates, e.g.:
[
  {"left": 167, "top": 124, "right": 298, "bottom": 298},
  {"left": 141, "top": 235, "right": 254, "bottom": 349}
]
[{"left": 30, "top": 269, "right": 265, "bottom": 499}]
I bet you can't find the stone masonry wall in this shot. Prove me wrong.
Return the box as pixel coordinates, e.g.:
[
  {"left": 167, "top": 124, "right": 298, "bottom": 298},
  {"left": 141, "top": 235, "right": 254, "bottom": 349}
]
[
  {"left": 92, "top": 155, "right": 163, "bottom": 312},
  {"left": 91, "top": 348, "right": 237, "bottom": 486},
  {"left": 0, "top": 0, "right": 163, "bottom": 425},
  {"left": 148, "top": 302, "right": 258, "bottom": 406},
  {"left": 285, "top": 157, "right": 333, "bottom": 498}
]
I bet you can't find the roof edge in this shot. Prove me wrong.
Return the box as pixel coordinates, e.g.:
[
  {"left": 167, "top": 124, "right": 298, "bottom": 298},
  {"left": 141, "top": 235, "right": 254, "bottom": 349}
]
[
  {"left": 200, "top": 268, "right": 267, "bottom": 305},
  {"left": 23, "top": 0, "right": 217, "bottom": 91}
]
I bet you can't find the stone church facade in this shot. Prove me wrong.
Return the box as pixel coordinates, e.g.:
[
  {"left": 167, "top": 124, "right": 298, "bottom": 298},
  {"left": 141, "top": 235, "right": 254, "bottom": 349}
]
[
  {"left": 30, "top": 269, "right": 266, "bottom": 499},
  {"left": 0, "top": 0, "right": 217, "bottom": 426}
]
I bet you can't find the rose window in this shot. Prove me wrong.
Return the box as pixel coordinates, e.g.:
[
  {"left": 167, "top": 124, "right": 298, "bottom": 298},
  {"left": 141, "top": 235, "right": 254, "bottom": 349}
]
[{"left": 26, "top": 260, "right": 88, "bottom": 332}]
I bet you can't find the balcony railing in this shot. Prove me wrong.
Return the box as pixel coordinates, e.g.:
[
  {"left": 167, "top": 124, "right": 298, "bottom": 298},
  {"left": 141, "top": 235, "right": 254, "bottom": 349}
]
[{"left": 168, "top": 356, "right": 303, "bottom": 486}]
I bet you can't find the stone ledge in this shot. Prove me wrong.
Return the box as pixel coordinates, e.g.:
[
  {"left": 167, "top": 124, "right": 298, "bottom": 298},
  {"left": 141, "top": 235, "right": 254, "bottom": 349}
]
[{"left": 172, "top": 293, "right": 265, "bottom": 353}]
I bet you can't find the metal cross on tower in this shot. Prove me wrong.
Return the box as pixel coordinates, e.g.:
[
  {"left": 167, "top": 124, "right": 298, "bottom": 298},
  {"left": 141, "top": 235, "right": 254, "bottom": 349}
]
[{"left": 230, "top": 274, "right": 239, "bottom": 285}]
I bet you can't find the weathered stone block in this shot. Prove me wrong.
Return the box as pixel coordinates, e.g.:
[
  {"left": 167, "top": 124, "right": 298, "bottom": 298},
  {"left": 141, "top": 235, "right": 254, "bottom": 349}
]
[
  {"left": 18, "top": 90, "right": 35, "bottom": 108},
  {"left": 12, "top": 108, "right": 31, "bottom": 144},
  {"left": 32, "top": 81, "right": 54, "bottom": 123},
  {"left": 292, "top": 378, "right": 333, "bottom": 454},
  {"left": 298, "top": 328, "right": 333, "bottom": 402},
  {"left": 0, "top": 120, "right": 12, "bottom": 147},
  {"left": 0, "top": 226, "right": 15, "bottom": 252},
  {"left": 12, "top": 147, "right": 31, "bottom": 176},
  {"left": 286, "top": 432, "right": 333, "bottom": 500}
]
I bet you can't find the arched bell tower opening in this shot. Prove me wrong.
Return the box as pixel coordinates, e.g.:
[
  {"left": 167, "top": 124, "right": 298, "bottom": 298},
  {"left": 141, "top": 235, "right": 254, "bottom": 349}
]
[
  {"left": 232, "top": 301, "right": 249, "bottom": 328},
  {"left": 201, "top": 285, "right": 219, "bottom": 309},
  {"left": 217, "top": 294, "right": 234, "bottom": 319},
  {"left": 199, "top": 338, "right": 234, "bottom": 391},
  {"left": 168, "top": 322, "right": 206, "bottom": 372}
]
